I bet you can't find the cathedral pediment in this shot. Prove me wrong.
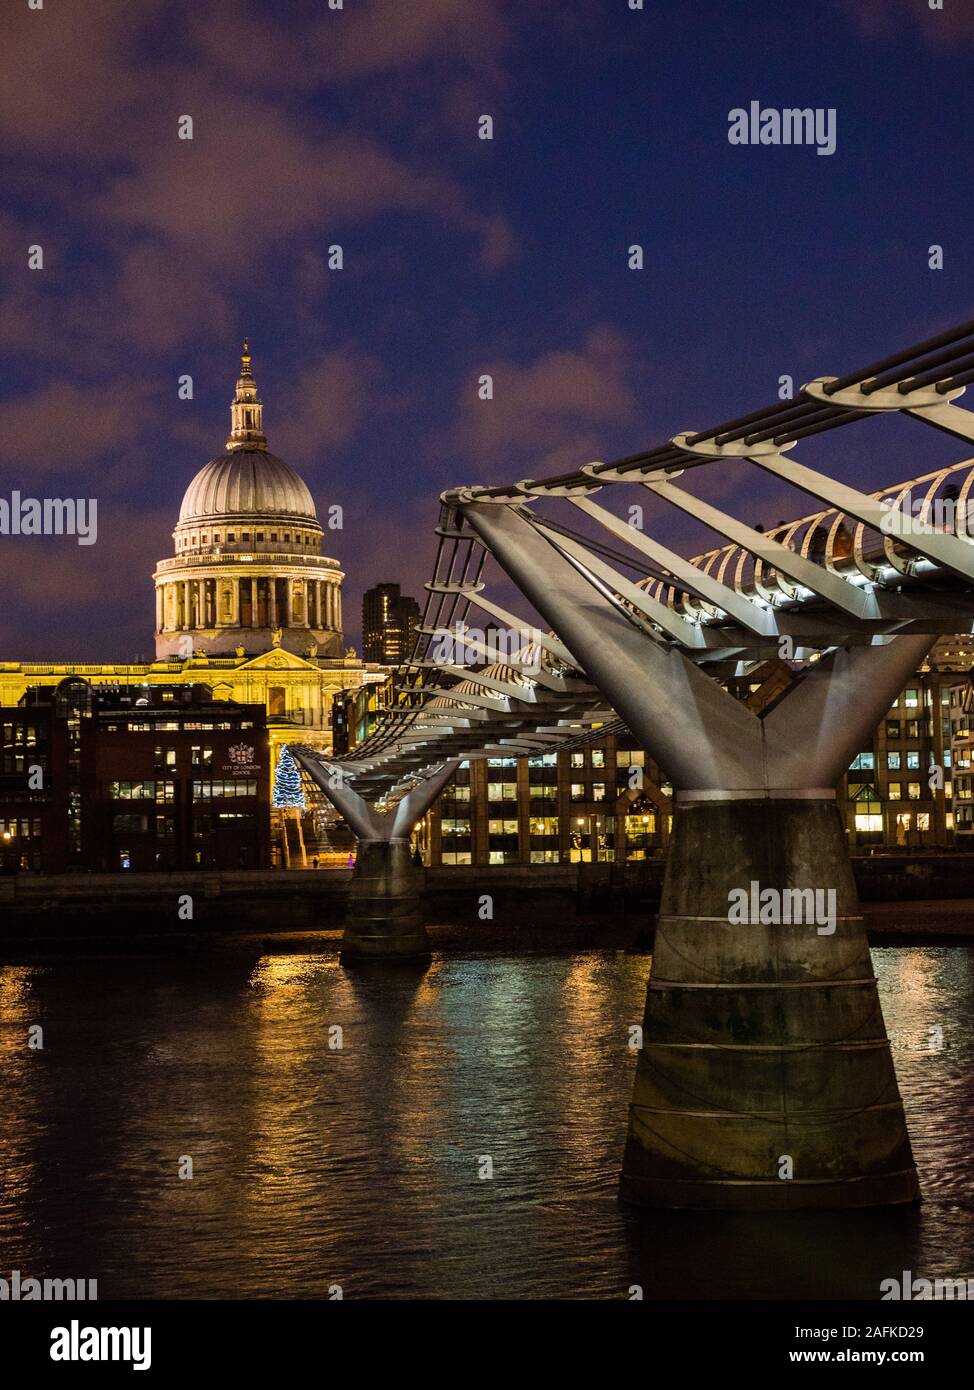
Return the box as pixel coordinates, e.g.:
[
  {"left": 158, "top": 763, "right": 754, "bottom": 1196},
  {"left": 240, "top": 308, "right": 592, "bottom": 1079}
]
[{"left": 238, "top": 648, "right": 315, "bottom": 671}]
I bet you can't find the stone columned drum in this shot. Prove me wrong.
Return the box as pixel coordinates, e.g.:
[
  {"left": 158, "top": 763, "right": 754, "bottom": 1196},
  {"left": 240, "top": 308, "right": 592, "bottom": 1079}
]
[{"left": 153, "top": 342, "right": 344, "bottom": 660}]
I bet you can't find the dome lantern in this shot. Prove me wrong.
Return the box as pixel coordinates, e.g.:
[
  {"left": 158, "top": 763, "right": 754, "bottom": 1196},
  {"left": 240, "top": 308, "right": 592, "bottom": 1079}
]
[{"left": 227, "top": 337, "right": 268, "bottom": 452}]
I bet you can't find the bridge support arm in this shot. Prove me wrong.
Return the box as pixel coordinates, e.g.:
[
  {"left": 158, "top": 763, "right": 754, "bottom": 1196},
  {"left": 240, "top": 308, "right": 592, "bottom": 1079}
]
[{"left": 293, "top": 753, "right": 462, "bottom": 962}]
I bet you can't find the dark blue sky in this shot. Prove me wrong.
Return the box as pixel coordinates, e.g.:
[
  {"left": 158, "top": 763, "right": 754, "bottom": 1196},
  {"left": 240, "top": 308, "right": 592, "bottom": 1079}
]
[{"left": 1, "top": 0, "right": 972, "bottom": 657}]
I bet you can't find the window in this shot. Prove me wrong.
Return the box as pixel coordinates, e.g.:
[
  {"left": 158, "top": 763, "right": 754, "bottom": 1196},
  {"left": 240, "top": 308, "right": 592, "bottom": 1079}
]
[
  {"left": 917, "top": 813, "right": 931, "bottom": 831},
  {"left": 487, "top": 819, "right": 518, "bottom": 835},
  {"left": 110, "top": 780, "right": 156, "bottom": 800},
  {"left": 193, "top": 780, "right": 256, "bottom": 799},
  {"left": 529, "top": 817, "right": 559, "bottom": 836},
  {"left": 592, "top": 782, "right": 606, "bottom": 801},
  {"left": 886, "top": 720, "right": 900, "bottom": 738},
  {"left": 944, "top": 749, "right": 953, "bottom": 768},
  {"left": 904, "top": 688, "right": 919, "bottom": 708},
  {"left": 441, "top": 852, "right": 472, "bottom": 865},
  {"left": 849, "top": 752, "right": 875, "bottom": 771},
  {"left": 570, "top": 783, "right": 586, "bottom": 801},
  {"left": 591, "top": 750, "right": 605, "bottom": 768},
  {"left": 906, "top": 751, "right": 920, "bottom": 770},
  {"left": 907, "top": 782, "right": 921, "bottom": 800},
  {"left": 528, "top": 752, "right": 557, "bottom": 768},
  {"left": 441, "top": 818, "right": 470, "bottom": 835},
  {"left": 887, "top": 752, "right": 901, "bottom": 770},
  {"left": 906, "top": 720, "right": 920, "bottom": 739},
  {"left": 488, "top": 757, "right": 517, "bottom": 768},
  {"left": 570, "top": 752, "right": 585, "bottom": 769},
  {"left": 487, "top": 782, "right": 517, "bottom": 801},
  {"left": 529, "top": 784, "right": 556, "bottom": 800},
  {"left": 888, "top": 783, "right": 901, "bottom": 800}
]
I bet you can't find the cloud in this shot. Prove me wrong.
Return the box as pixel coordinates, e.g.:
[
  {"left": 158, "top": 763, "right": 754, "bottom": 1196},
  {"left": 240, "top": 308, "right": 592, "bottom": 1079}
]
[
  {"left": 96, "top": 96, "right": 515, "bottom": 274},
  {"left": 3, "top": 379, "right": 157, "bottom": 480},
  {"left": 0, "top": 0, "right": 165, "bottom": 155},
  {"left": 193, "top": 0, "right": 511, "bottom": 89},
  {"left": 836, "top": 0, "right": 974, "bottom": 44},
  {"left": 116, "top": 244, "right": 237, "bottom": 353},
  {"left": 270, "top": 348, "right": 389, "bottom": 463},
  {"left": 441, "top": 325, "right": 644, "bottom": 482},
  {"left": 0, "top": 505, "right": 172, "bottom": 660}
]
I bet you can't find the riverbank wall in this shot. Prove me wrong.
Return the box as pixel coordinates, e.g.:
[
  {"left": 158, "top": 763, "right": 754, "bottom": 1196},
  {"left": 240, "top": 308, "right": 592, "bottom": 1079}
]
[{"left": 3, "top": 855, "right": 974, "bottom": 954}]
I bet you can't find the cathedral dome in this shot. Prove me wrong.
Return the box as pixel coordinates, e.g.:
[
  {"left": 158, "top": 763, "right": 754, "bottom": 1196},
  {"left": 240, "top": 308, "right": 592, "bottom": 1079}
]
[
  {"left": 178, "top": 450, "right": 317, "bottom": 524},
  {"left": 154, "top": 341, "right": 344, "bottom": 662},
  {"left": 176, "top": 338, "right": 319, "bottom": 529}
]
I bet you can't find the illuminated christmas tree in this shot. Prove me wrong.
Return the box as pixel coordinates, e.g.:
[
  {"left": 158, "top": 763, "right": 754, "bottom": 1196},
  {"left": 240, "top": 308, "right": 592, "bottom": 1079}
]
[{"left": 273, "top": 745, "right": 306, "bottom": 809}]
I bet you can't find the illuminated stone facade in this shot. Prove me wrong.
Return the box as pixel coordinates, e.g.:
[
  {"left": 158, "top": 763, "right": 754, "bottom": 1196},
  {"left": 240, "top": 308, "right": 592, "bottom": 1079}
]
[{"left": 0, "top": 343, "right": 386, "bottom": 772}]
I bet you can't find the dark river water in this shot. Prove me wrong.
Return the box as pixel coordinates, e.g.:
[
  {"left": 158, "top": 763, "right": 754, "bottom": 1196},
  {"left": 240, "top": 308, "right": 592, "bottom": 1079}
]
[{"left": 1, "top": 945, "right": 973, "bottom": 1300}]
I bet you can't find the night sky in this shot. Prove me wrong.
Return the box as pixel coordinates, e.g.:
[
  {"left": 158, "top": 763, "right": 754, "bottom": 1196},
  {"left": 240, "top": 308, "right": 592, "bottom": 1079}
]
[{"left": 2, "top": 0, "right": 972, "bottom": 659}]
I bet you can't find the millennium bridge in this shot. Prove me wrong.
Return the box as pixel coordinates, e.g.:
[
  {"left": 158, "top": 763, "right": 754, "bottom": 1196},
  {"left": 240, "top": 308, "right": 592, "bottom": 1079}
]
[{"left": 295, "top": 317, "right": 974, "bottom": 1213}]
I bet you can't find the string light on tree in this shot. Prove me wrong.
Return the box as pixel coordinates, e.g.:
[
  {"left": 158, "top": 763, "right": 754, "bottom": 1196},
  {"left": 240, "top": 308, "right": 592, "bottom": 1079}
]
[{"left": 274, "top": 745, "right": 306, "bottom": 809}]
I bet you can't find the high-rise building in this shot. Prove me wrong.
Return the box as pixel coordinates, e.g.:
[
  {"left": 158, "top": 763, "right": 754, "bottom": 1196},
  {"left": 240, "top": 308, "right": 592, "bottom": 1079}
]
[{"left": 361, "top": 583, "right": 421, "bottom": 665}]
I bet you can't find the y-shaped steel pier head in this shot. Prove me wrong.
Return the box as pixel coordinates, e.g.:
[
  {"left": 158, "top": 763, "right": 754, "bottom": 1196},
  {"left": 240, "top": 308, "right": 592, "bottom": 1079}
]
[{"left": 294, "top": 753, "right": 461, "bottom": 963}]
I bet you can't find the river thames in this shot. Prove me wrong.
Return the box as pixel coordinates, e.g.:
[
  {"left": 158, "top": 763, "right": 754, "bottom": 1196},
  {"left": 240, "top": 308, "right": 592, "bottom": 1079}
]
[{"left": 1, "top": 945, "right": 972, "bottom": 1300}]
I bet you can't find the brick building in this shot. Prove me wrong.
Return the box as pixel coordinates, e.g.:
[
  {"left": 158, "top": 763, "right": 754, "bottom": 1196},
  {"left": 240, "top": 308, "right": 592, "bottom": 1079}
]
[{"left": 0, "top": 678, "right": 269, "bottom": 873}]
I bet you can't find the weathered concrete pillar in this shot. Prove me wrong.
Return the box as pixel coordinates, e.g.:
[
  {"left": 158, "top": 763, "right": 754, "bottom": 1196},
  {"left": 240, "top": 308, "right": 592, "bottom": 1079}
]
[
  {"left": 343, "top": 838, "right": 428, "bottom": 962},
  {"left": 292, "top": 751, "right": 461, "bottom": 963},
  {"left": 620, "top": 794, "right": 918, "bottom": 1209}
]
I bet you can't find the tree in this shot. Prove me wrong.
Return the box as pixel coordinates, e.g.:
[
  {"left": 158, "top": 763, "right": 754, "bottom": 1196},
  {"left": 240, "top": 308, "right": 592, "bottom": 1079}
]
[{"left": 273, "top": 745, "right": 306, "bottom": 809}]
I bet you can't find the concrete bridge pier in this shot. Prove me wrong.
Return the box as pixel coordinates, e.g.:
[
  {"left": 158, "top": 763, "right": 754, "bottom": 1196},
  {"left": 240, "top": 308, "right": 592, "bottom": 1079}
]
[
  {"left": 621, "top": 790, "right": 918, "bottom": 1210},
  {"left": 293, "top": 754, "right": 461, "bottom": 963},
  {"left": 342, "top": 836, "right": 428, "bottom": 962},
  {"left": 463, "top": 499, "right": 930, "bottom": 1210}
]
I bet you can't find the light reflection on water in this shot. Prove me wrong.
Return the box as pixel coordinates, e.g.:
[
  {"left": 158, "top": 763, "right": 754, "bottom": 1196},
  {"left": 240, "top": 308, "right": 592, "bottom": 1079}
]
[{"left": 0, "top": 946, "right": 972, "bottom": 1300}]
